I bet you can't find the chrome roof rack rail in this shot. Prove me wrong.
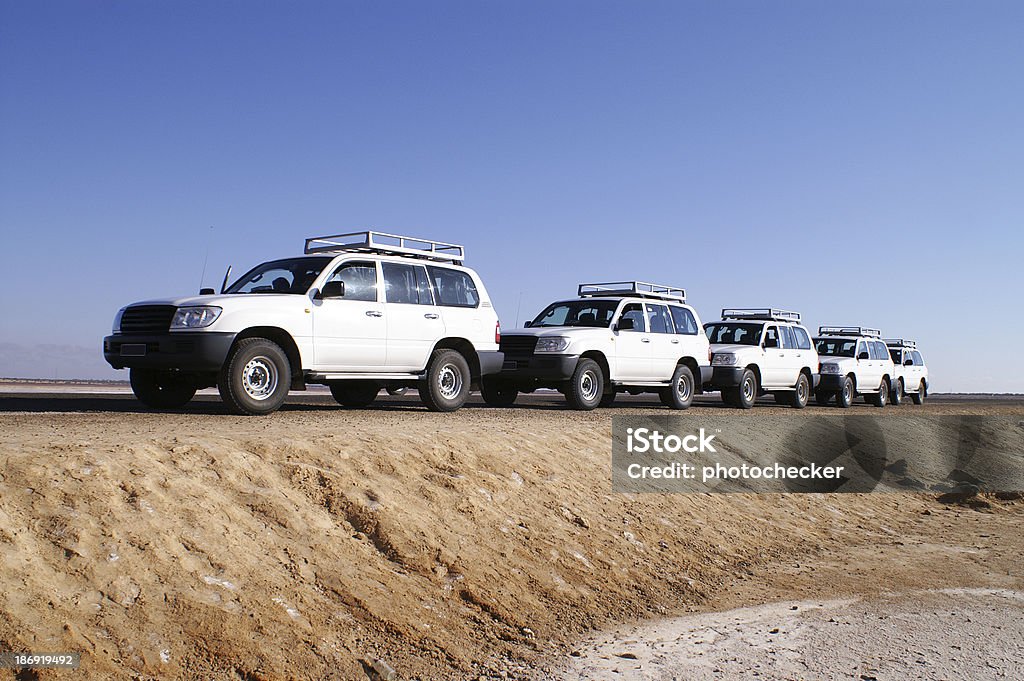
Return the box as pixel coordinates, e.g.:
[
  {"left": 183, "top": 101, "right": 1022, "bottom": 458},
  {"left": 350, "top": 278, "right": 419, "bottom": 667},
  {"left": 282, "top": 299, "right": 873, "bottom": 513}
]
[
  {"left": 577, "top": 281, "right": 686, "bottom": 302},
  {"left": 721, "top": 308, "right": 801, "bottom": 322},
  {"left": 818, "top": 326, "right": 882, "bottom": 337},
  {"left": 304, "top": 231, "right": 465, "bottom": 264}
]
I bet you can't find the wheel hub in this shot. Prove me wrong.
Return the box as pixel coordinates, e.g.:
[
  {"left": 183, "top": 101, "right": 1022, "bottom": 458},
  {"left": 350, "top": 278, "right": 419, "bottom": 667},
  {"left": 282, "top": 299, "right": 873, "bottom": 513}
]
[
  {"left": 242, "top": 356, "right": 278, "bottom": 401},
  {"left": 580, "top": 370, "right": 599, "bottom": 401},
  {"left": 438, "top": 364, "right": 463, "bottom": 399}
]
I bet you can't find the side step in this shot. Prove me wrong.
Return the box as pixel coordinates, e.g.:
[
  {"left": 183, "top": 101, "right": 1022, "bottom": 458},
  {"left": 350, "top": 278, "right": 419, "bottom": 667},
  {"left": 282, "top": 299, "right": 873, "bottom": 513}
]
[{"left": 307, "top": 372, "right": 424, "bottom": 382}]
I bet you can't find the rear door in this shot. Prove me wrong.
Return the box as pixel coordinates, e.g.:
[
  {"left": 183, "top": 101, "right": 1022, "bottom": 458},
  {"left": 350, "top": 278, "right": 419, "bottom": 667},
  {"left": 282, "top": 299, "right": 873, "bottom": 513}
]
[
  {"left": 382, "top": 262, "right": 444, "bottom": 371},
  {"left": 311, "top": 260, "right": 386, "bottom": 370}
]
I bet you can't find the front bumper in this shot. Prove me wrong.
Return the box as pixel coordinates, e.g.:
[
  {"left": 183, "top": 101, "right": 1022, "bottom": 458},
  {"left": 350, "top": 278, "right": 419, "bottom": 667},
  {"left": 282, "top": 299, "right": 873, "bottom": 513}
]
[
  {"left": 499, "top": 354, "right": 579, "bottom": 381},
  {"left": 476, "top": 350, "right": 505, "bottom": 376},
  {"left": 709, "top": 366, "right": 745, "bottom": 388},
  {"left": 818, "top": 374, "right": 847, "bottom": 391},
  {"left": 103, "top": 332, "right": 236, "bottom": 371}
]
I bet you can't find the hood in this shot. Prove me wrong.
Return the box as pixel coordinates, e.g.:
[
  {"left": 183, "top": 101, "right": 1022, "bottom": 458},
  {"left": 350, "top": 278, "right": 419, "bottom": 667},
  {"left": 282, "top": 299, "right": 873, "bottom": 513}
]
[
  {"left": 123, "top": 293, "right": 299, "bottom": 308},
  {"left": 504, "top": 326, "right": 612, "bottom": 339},
  {"left": 709, "top": 343, "right": 763, "bottom": 357},
  {"left": 818, "top": 355, "right": 856, "bottom": 366}
]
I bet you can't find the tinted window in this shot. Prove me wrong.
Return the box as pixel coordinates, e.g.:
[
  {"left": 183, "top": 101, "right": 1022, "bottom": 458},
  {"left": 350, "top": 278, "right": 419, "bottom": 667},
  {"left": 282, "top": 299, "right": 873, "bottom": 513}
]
[
  {"left": 382, "top": 263, "right": 433, "bottom": 305},
  {"left": 706, "top": 322, "right": 763, "bottom": 345},
  {"left": 226, "top": 257, "right": 333, "bottom": 295},
  {"left": 426, "top": 266, "right": 479, "bottom": 308},
  {"left": 619, "top": 303, "right": 647, "bottom": 332},
  {"left": 793, "top": 327, "right": 812, "bottom": 350},
  {"left": 816, "top": 338, "right": 858, "bottom": 357},
  {"left": 323, "top": 261, "right": 378, "bottom": 302},
  {"left": 913, "top": 350, "right": 924, "bottom": 365},
  {"left": 670, "top": 306, "right": 698, "bottom": 335},
  {"left": 889, "top": 348, "right": 903, "bottom": 363},
  {"left": 530, "top": 300, "right": 619, "bottom": 328},
  {"left": 857, "top": 341, "right": 871, "bottom": 358},
  {"left": 763, "top": 326, "right": 779, "bottom": 347},
  {"left": 646, "top": 304, "right": 673, "bottom": 333},
  {"left": 872, "top": 341, "right": 889, "bottom": 360},
  {"left": 781, "top": 326, "right": 797, "bottom": 349}
]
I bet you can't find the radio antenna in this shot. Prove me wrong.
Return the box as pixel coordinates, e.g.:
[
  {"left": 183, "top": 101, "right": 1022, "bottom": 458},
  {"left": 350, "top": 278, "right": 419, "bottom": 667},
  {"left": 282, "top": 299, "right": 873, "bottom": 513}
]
[{"left": 198, "top": 225, "right": 213, "bottom": 290}]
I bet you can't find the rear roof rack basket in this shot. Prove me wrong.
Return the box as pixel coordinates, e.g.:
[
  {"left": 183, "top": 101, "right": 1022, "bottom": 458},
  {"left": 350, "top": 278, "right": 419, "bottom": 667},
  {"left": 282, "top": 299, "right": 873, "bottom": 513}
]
[
  {"left": 884, "top": 338, "right": 917, "bottom": 348},
  {"left": 818, "top": 326, "right": 882, "bottom": 337},
  {"left": 304, "top": 231, "right": 465, "bottom": 264},
  {"left": 577, "top": 281, "right": 686, "bottom": 302},
  {"left": 721, "top": 308, "right": 801, "bottom": 322}
]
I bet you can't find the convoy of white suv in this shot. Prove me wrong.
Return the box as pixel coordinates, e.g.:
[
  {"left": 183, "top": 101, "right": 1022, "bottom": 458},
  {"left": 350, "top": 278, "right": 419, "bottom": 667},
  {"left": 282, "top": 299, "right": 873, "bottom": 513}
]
[{"left": 103, "top": 231, "right": 931, "bottom": 414}]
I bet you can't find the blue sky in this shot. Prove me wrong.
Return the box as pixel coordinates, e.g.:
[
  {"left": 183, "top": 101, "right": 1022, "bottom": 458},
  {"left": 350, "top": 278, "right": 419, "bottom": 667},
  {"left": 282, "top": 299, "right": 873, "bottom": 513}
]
[{"left": 1, "top": 1, "right": 1022, "bottom": 391}]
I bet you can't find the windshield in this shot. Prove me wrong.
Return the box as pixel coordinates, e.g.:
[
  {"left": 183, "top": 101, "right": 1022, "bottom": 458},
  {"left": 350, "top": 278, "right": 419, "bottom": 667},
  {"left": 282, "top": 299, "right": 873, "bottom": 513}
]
[
  {"left": 815, "top": 338, "right": 857, "bottom": 357},
  {"left": 225, "top": 257, "right": 333, "bottom": 295},
  {"left": 705, "top": 322, "right": 764, "bottom": 346},
  {"left": 530, "top": 300, "right": 619, "bottom": 328}
]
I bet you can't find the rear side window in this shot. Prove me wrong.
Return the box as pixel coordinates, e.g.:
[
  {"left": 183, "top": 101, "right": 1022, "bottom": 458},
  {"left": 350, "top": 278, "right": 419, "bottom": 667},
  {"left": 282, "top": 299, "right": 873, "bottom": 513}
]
[
  {"left": 646, "top": 304, "right": 674, "bottom": 333},
  {"left": 669, "top": 306, "right": 698, "bottom": 335},
  {"left": 868, "top": 341, "right": 886, "bottom": 360},
  {"left": 426, "top": 266, "right": 480, "bottom": 308},
  {"left": 793, "top": 327, "right": 812, "bottom": 350},
  {"left": 382, "top": 263, "right": 433, "bottom": 305},
  {"left": 781, "top": 326, "right": 797, "bottom": 349}
]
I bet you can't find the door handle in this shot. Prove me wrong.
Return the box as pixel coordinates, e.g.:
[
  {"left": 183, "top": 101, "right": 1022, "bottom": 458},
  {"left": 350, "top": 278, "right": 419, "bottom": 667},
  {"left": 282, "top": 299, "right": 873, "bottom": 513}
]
[
  {"left": 671, "top": 338, "right": 680, "bottom": 344},
  {"left": 424, "top": 313, "right": 439, "bottom": 320},
  {"left": 365, "top": 310, "right": 383, "bottom": 317},
  {"left": 641, "top": 338, "right": 650, "bottom": 343}
]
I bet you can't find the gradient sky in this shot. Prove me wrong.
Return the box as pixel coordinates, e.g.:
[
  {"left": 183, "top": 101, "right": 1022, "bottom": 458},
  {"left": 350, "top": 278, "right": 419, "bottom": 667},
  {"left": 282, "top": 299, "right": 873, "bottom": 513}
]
[{"left": 1, "top": 1, "right": 1022, "bottom": 391}]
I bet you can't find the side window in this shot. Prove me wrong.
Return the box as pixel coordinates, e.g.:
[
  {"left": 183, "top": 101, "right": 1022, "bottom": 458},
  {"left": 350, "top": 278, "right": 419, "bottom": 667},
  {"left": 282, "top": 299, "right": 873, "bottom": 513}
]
[
  {"left": 426, "top": 266, "right": 480, "bottom": 308},
  {"left": 793, "top": 326, "right": 812, "bottom": 350},
  {"left": 873, "top": 341, "right": 888, "bottom": 360},
  {"left": 913, "top": 350, "right": 924, "bottom": 366},
  {"left": 781, "top": 326, "right": 797, "bottom": 349},
  {"left": 382, "top": 263, "right": 433, "bottom": 305},
  {"left": 325, "top": 261, "right": 378, "bottom": 302},
  {"left": 619, "top": 303, "right": 647, "bottom": 332},
  {"left": 646, "top": 304, "right": 673, "bottom": 333},
  {"left": 857, "top": 341, "right": 870, "bottom": 358},
  {"left": 670, "top": 306, "right": 698, "bottom": 335},
  {"left": 763, "top": 325, "right": 779, "bottom": 348}
]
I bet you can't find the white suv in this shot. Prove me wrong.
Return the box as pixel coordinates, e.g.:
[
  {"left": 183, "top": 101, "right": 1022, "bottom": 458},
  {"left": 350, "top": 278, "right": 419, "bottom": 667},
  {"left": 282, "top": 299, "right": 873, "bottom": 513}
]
[
  {"left": 486, "top": 282, "right": 712, "bottom": 410},
  {"left": 704, "top": 309, "right": 820, "bottom": 409},
  {"left": 884, "top": 338, "right": 929, "bottom": 406},
  {"left": 104, "top": 231, "right": 503, "bottom": 415},
  {"left": 814, "top": 327, "right": 895, "bottom": 408}
]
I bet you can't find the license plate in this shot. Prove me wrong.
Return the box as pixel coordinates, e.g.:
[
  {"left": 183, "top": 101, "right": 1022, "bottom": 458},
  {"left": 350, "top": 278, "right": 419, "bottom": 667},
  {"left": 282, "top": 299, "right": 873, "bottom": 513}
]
[
  {"left": 502, "top": 360, "right": 518, "bottom": 370},
  {"left": 120, "top": 344, "right": 147, "bottom": 357}
]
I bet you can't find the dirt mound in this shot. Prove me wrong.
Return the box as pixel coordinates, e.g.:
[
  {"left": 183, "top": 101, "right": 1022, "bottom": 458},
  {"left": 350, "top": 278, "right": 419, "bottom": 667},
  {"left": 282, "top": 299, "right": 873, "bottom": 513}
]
[{"left": 0, "top": 408, "right": 1006, "bottom": 679}]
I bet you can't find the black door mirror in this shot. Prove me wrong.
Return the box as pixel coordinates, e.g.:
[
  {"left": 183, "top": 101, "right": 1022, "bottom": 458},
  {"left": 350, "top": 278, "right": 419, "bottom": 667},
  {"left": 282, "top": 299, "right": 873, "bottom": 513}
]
[
  {"left": 199, "top": 287, "right": 215, "bottom": 295},
  {"left": 858, "top": 351, "right": 870, "bottom": 360},
  {"left": 904, "top": 358, "right": 914, "bottom": 366},
  {"left": 319, "top": 280, "right": 345, "bottom": 299},
  {"left": 523, "top": 320, "right": 532, "bottom": 328},
  {"left": 616, "top": 317, "right": 635, "bottom": 331}
]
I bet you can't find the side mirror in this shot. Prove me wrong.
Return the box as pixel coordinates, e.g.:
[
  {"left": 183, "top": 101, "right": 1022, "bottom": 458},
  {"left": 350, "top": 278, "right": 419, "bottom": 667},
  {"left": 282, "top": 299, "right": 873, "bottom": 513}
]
[
  {"left": 764, "top": 337, "right": 778, "bottom": 348},
  {"left": 319, "top": 281, "right": 345, "bottom": 299},
  {"left": 904, "top": 358, "right": 913, "bottom": 366},
  {"left": 858, "top": 351, "right": 870, "bottom": 360},
  {"left": 199, "top": 287, "right": 215, "bottom": 295},
  {"left": 523, "top": 320, "right": 532, "bottom": 328},
  {"left": 616, "top": 317, "right": 635, "bottom": 331}
]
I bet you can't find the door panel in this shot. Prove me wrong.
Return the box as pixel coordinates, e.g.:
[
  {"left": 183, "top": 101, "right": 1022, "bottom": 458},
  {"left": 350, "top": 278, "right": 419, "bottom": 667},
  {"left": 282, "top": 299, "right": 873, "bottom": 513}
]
[
  {"left": 614, "top": 303, "right": 652, "bottom": 381},
  {"left": 382, "top": 263, "right": 444, "bottom": 371},
  {"left": 312, "top": 261, "right": 386, "bottom": 371}
]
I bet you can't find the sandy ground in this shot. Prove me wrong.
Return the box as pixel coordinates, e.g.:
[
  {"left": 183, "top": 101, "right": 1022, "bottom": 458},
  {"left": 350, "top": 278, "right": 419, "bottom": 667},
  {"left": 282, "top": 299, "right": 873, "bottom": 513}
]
[{"left": 0, "top": 387, "right": 1021, "bottom": 680}]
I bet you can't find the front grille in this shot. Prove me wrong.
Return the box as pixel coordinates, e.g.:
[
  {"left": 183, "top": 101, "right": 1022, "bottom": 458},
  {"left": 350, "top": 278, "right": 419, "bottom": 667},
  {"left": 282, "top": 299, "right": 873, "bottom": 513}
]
[
  {"left": 119, "top": 305, "right": 176, "bottom": 334},
  {"left": 500, "top": 335, "right": 538, "bottom": 356}
]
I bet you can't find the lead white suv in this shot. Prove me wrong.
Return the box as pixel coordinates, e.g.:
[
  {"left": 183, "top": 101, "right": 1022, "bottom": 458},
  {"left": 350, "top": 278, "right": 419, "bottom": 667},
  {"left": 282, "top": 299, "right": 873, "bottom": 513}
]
[
  {"left": 884, "top": 338, "right": 929, "bottom": 406},
  {"left": 485, "top": 282, "right": 712, "bottom": 410},
  {"left": 704, "top": 309, "right": 820, "bottom": 409},
  {"left": 103, "top": 231, "right": 503, "bottom": 415},
  {"left": 814, "top": 327, "right": 895, "bottom": 408}
]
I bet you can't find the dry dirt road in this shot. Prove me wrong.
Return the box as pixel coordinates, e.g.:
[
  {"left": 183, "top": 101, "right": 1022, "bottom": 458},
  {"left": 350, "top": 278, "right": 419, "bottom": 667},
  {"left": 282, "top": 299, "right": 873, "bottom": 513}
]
[{"left": 0, "top": 388, "right": 1021, "bottom": 680}]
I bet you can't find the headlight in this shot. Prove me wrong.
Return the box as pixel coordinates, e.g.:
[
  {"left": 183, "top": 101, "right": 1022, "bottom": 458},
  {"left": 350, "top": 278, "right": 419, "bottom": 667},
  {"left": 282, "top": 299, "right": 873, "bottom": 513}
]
[
  {"left": 535, "top": 337, "right": 570, "bottom": 353},
  {"left": 712, "top": 353, "right": 737, "bottom": 366},
  {"left": 171, "top": 306, "right": 222, "bottom": 329},
  {"left": 820, "top": 363, "right": 841, "bottom": 375},
  {"left": 112, "top": 307, "right": 126, "bottom": 333}
]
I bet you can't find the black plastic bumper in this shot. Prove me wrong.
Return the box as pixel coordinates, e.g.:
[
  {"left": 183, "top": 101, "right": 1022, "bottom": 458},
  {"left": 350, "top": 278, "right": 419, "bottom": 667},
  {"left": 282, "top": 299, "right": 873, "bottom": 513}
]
[
  {"left": 477, "top": 350, "right": 505, "bottom": 377},
  {"left": 499, "top": 354, "right": 579, "bottom": 381},
  {"left": 103, "top": 332, "right": 235, "bottom": 371},
  {"left": 818, "top": 374, "right": 847, "bottom": 391},
  {"left": 709, "top": 366, "right": 745, "bottom": 388}
]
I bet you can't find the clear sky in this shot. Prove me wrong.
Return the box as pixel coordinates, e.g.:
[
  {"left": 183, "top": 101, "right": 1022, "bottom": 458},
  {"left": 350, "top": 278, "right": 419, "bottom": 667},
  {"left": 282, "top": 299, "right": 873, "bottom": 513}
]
[{"left": 1, "top": 1, "right": 1022, "bottom": 391}]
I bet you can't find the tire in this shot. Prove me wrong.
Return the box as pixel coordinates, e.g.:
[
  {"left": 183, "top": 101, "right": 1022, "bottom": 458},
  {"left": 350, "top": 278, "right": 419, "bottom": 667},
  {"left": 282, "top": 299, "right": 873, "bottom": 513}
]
[
  {"left": 790, "top": 373, "right": 810, "bottom": 409},
  {"left": 129, "top": 368, "right": 196, "bottom": 409},
  {"left": 481, "top": 378, "right": 518, "bottom": 407},
  {"left": 735, "top": 369, "right": 758, "bottom": 409},
  {"left": 660, "top": 365, "right": 695, "bottom": 410},
  {"left": 891, "top": 379, "right": 904, "bottom": 406},
  {"left": 599, "top": 391, "right": 617, "bottom": 408},
  {"left": 869, "top": 378, "right": 889, "bottom": 408},
  {"left": 217, "top": 338, "right": 291, "bottom": 415},
  {"left": 910, "top": 380, "right": 926, "bottom": 405},
  {"left": 815, "top": 390, "right": 832, "bottom": 406},
  {"left": 419, "top": 349, "right": 472, "bottom": 412},
  {"left": 721, "top": 389, "right": 738, "bottom": 407},
  {"left": 836, "top": 376, "right": 854, "bottom": 408},
  {"left": 386, "top": 387, "right": 408, "bottom": 396},
  {"left": 330, "top": 381, "right": 379, "bottom": 408},
  {"left": 565, "top": 358, "right": 604, "bottom": 411}
]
